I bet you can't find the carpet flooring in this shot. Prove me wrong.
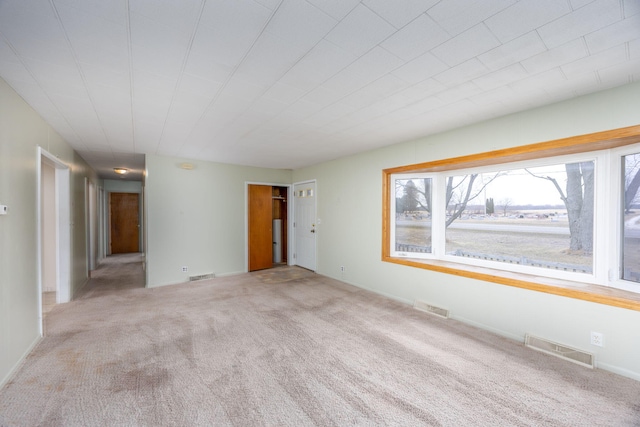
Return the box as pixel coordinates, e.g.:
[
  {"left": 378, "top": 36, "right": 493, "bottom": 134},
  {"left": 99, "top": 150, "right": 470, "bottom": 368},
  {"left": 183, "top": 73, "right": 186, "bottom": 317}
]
[{"left": 1, "top": 254, "right": 640, "bottom": 426}]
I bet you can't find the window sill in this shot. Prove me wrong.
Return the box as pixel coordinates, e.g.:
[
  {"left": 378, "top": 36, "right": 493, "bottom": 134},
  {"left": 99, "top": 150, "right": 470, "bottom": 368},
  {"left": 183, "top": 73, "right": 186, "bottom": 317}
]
[{"left": 383, "top": 256, "right": 640, "bottom": 312}]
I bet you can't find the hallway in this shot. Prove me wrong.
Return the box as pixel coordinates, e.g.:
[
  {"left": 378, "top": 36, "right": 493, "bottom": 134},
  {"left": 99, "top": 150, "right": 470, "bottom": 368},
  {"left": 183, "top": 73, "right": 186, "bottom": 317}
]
[{"left": 77, "top": 253, "right": 145, "bottom": 298}]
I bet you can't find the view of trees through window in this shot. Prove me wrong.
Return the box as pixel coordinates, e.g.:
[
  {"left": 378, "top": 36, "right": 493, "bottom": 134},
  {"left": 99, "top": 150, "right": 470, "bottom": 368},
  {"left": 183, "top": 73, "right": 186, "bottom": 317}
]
[
  {"left": 623, "top": 152, "right": 640, "bottom": 283},
  {"left": 394, "top": 161, "right": 598, "bottom": 274},
  {"left": 394, "top": 177, "right": 432, "bottom": 254}
]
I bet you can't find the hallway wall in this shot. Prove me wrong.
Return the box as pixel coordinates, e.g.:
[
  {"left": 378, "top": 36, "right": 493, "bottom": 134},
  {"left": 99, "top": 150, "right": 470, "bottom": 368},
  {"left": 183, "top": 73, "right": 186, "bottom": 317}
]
[{"left": 0, "top": 77, "right": 98, "bottom": 387}]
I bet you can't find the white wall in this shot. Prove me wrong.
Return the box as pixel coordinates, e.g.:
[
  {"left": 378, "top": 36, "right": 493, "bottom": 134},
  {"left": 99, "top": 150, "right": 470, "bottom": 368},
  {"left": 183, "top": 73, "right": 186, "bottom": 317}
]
[
  {"left": 0, "top": 78, "right": 98, "bottom": 386},
  {"left": 293, "top": 82, "right": 640, "bottom": 380},
  {"left": 41, "top": 163, "right": 56, "bottom": 292},
  {"left": 145, "top": 154, "right": 292, "bottom": 287}
]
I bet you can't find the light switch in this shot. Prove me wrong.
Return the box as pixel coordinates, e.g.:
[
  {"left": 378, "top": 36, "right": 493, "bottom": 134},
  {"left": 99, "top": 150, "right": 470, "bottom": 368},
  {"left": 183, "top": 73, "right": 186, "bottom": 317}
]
[{"left": 0, "top": 205, "right": 7, "bottom": 215}]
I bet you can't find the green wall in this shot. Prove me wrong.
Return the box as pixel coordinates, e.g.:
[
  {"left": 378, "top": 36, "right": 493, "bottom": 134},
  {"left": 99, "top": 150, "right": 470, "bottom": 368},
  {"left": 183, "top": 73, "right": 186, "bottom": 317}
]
[
  {"left": 145, "top": 154, "right": 291, "bottom": 287},
  {"left": 0, "top": 78, "right": 98, "bottom": 386},
  {"left": 293, "top": 82, "right": 640, "bottom": 380}
]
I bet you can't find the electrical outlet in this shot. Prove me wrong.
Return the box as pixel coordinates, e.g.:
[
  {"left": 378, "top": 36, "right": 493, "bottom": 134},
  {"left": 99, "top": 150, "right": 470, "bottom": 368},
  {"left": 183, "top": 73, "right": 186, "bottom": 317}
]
[
  {"left": 590, "top": 331, "right": 604, "bottom": 347},
  {"left": 340, "top": 266, "right": 345, "bottom": 272},
  {"left": 181, "top": 266, "right": 188, "bottom": 273}
]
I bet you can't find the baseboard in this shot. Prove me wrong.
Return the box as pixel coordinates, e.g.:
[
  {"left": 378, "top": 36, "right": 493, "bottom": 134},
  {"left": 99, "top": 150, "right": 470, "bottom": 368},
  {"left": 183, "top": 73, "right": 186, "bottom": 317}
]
[
  {"left": 595, "top": 362, "right": 640, "bottom": 381},
  {"left": 0, "top": 335, "right": 42, "bottom": 389}
]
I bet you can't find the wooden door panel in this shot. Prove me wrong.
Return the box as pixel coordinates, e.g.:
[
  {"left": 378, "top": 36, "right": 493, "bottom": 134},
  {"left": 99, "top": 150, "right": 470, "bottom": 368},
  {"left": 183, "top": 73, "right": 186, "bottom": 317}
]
[
  {"left": 110, "top": 192, "right": 139, "bottom": 254},
  {"left": 248, "top": 184, "right": 273, "bottom": 271}
]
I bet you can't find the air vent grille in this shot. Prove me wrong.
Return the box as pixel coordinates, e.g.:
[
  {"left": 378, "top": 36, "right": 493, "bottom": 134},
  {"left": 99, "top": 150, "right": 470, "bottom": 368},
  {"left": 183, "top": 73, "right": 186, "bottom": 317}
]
[
  {"left": 413, "top": 300, "right": 449, "bottom": 319},
  {"left": 189, "top": 273, "right": 215, "bottom": 282},
  {"left": 525, "top": 334, "right": 594, "bottom": 368}
]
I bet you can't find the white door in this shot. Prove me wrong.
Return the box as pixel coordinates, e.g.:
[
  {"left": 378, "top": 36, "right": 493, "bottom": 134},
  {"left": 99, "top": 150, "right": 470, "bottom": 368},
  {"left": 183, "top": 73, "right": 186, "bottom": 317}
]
[{"left": 294, "top": 181, "right": 316, "bottom": 271}]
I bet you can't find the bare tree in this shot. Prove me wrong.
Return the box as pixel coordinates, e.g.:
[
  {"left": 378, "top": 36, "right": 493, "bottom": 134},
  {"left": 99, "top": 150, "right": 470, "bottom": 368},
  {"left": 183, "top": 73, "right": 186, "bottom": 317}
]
[
  {"left": 624, "top": 154, "right": 640, "bottom": 213},
  {"left": 499, "top": 197, "right": 512, "bottom": 217},
  {"left": 526, "top": 162, "right": 594, "bottom": 253},
  {"left": 444, "top": 173, "right": 503, "bottom": 227}
]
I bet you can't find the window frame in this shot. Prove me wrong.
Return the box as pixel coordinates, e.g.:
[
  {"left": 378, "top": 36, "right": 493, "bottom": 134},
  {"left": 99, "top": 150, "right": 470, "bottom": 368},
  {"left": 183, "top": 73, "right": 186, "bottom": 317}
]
[{"left": 382, "top": 125, "right": 640, "bottom": 311}]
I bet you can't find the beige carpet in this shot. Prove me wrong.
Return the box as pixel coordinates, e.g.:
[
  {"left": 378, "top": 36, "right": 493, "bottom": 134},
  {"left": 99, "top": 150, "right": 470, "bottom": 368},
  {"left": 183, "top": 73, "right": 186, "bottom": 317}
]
[{"left": 1, "top": 255, "right": 640, "bottom": 426}]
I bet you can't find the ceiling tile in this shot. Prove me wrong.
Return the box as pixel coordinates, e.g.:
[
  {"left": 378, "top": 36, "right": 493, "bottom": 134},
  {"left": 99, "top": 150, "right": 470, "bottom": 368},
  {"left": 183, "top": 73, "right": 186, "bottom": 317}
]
[
  {"left": 362, "top": 0, "right": 439, "bottom": 29},
  {"left": 561, "top": 44, "right": 629, "bottom": 77},
  {"left": 485, "top": 0, "right": 571, "bottom": 43},
  {"left": 324, "top": 4, "right": 396, "bottom": 56},
  {"left": 433, "top": 58, "right": 488, "bottom": 87},
  {"left": 129, "top": 0, "right": 203, "bottom": 33},
  {"left": 427, "top": 0, "right": 517, "bottom": 36},
  {"left": 477, "top": 31, "right": 547, "bottom": 71},
  {"left": 537, "top": 0, "right": 622, "bottom": 49},
  {"left": 431, "top": 24, "right": 500, "bottom": 66},
  {"left": 434, "top": 81, "right": 482, "bottom": 104},
  {"left": 53, "top": 0, "right": 127, "bottom": 25},
  {"left": 468, "top": 85, "right": 516, "bottom": 106},
  {"left": 278, "top": 40, "right": 356, "bottom": 90},
  {"left": 381, "top": 14, "right": 450, "bottom": 61},
  {"left": 306, "top": 0, "right": 360, "bottom": 20},
  {"left": 234, "top": 31, "right": 306, "bottom": 87},
  {"left": 264, "top": 0, "right": 336, "bottom": 53},
  {"left": 509, "top": 68, "right": 567, "bottom": 93},
  {"left": 261, "top": 82, "right": 306, "bottom": 104},
  {"left": 584, "top": 14, "right": 640, "bottom": 53},
  {"left": 521, "top": 39, "right": 588, "bottom": 74},
  {"left": 193, "top": 0, "right": 272, "bottom": 69},
  {"left": 474, "top": 63, "right": 529, "bottom": 92},
  {"left": 129, "top": 12, "right": 190, "bottom": 78},
  {"left": 391, "top": 52, "right": 449, "bottom": 84},
  {"left": 624, "top": 0, "right": 640, "bottom": 17},
  {"left": 340, "top": 74, "right": 410, "bottom": 109}
]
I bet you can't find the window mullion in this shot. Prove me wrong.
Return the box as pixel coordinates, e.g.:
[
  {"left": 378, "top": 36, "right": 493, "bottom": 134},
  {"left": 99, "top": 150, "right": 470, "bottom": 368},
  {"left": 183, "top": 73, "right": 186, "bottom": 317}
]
[{"left": 431, "top": 174, "right": 446, "bottom": 258}]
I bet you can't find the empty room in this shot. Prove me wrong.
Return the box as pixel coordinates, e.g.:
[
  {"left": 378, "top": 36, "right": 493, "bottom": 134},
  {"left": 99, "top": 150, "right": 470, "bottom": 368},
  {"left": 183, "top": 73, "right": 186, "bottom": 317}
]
[{"left": 1, "top": 0, "right": 640, "bottom": 425}]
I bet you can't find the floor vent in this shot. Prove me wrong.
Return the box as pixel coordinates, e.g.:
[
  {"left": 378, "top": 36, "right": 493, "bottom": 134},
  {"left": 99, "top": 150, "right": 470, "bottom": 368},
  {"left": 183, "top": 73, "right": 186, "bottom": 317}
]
[
  {"left": 413, "top": 300, "right": 449, "bottom": 319},
  {"left": 524, "top": 334, "right": 594, "bottom": 368},
  {"left": 189, "top": 273, "right": 215, "bottom": 282}
]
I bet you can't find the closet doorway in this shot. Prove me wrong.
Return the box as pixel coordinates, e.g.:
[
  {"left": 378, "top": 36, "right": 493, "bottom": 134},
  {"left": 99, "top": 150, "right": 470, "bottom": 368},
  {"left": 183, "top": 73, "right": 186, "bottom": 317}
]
[{"left": 248, "top": 184, "right": 288, "bottom": 272}]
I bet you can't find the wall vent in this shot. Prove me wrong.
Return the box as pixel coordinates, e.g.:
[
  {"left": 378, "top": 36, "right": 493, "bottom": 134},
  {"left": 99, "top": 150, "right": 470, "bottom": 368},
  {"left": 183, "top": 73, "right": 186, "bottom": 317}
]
[
  {"left": 413, "top": 300, "right": 449, "bottom": 319},
  {"left": 524, "top": 334, "right": 594, "bottom": 369},
  {"left": 189, "top": 273, "right": 215, "bottom": 282}
]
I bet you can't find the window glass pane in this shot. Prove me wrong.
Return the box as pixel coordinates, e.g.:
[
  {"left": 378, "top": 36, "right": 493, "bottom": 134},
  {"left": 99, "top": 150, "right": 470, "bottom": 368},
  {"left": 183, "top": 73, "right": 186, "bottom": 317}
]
[
  {"left": 394, "top": 177, "right": 432, "bottom": 254},
  {"left": 623, "top": 152, "right": 640, "bottom": 283},
  {"left": 445, "top": 162, "right": 594, "bottom": 273}
]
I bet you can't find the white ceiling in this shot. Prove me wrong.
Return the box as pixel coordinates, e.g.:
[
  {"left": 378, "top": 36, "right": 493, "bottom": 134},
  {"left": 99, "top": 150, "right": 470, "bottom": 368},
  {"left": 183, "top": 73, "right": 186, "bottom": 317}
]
[{"left": 0, "top": 0, "right": 638, "bottom": 180}]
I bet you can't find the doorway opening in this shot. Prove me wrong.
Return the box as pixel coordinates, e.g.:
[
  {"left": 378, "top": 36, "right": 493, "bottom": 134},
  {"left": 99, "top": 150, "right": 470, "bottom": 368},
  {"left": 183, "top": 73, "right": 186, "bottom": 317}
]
[
  {"left": 247, "top": 184, "right": 290, "bottom": 272},
  {"left": 37, "top": 147, "right": 71, "bottom": 336}
]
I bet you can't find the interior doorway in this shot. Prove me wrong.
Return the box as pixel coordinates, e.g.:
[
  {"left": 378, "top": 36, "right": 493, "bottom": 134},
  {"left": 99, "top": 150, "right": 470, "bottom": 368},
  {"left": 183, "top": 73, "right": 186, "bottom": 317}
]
[
  {"left": 37, "top": 147, "right": 71, "bottom": 336},
  {"left": 109, "top": 192, "right": 140, "bottom": 254},
  {"left": 247, "top": 184, "right": 289, "bottom": 272}
]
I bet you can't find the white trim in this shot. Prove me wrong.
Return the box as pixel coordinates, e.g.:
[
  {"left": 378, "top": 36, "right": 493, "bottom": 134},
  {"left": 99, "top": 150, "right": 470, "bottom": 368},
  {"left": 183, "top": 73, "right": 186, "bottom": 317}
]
[{"left": 36, "top": 147, "right": 71, "bottom": 336}]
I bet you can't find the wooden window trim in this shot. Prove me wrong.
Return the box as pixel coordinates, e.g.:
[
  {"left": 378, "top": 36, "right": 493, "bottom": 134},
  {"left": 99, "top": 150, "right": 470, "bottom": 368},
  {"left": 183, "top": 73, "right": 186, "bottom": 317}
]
[{"left": 382, "top": 124, "right": 640, "bottom": 312}]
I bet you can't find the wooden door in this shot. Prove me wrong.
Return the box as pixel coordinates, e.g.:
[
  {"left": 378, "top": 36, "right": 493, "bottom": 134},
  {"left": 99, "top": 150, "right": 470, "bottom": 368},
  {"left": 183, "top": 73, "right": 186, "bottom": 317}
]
[
  {"left": 110, "top": 192, "right": 139, "bottom": 254},
  {"left": 248, "top": 184, "right": 273, "bottom": 271}
]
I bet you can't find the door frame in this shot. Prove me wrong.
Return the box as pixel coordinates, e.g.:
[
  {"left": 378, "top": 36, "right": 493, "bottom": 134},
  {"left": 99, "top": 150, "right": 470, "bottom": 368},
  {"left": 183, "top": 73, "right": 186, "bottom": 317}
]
[
  {"left": 293, "top": 179, "right": 318, "bottom": 272},
  {"left": 36, "top": 147, "right": 71, "bottom": 335},
  {"left": 244, "top": 182, "right": 294, "bottom": 272}
]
